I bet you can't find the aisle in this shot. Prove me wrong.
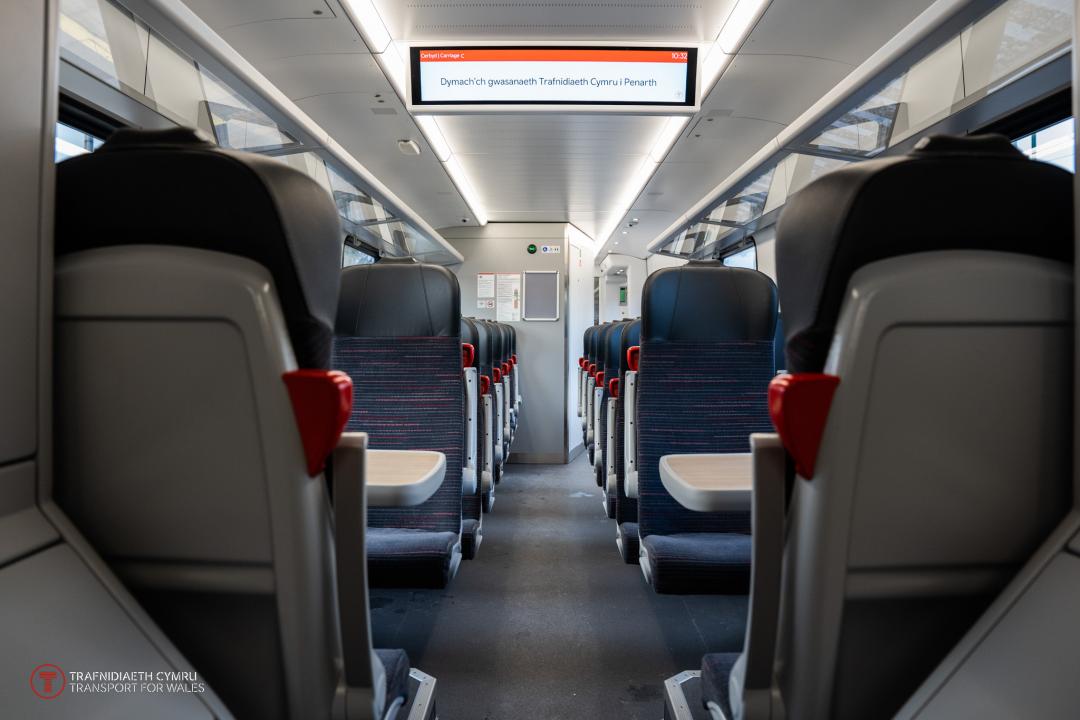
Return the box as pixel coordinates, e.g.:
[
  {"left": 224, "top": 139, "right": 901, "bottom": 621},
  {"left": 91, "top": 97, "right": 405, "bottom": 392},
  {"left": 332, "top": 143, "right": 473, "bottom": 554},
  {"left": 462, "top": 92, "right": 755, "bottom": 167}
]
[{"left": 370, "top": 453, "right": 747, "bottom": 720}]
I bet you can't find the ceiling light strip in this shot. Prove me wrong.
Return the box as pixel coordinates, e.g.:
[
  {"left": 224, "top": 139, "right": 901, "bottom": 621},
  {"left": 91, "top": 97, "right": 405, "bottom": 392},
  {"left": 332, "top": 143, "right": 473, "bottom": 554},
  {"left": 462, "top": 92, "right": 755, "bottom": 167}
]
[{"left": 341, "top": 0, "right": 489, "bottom": 226}]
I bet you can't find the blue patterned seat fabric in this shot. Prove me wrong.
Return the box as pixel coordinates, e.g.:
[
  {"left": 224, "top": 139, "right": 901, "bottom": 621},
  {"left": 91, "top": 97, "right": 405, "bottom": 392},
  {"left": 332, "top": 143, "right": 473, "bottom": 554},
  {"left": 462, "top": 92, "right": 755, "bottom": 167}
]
[
  {"left": 374, "top": 648, "right": 411, "bottom": 704},
  {"left": 367, "top": 528, "right": 460, "bottom": 589},
  {"left": 641, "top": 533, "right": 752, "bottom": 594},
  {"left": 638, "top": 263, "right": 777, "bottom": 594},
  {"left": 700, "top": 652, "right": 740, "bottom": 718},
  {"left": 334, "top": 335, "right": 465, "bottom": 587},
  {"left": 334, "top": 260, "right": 464, "bottom": 589}
]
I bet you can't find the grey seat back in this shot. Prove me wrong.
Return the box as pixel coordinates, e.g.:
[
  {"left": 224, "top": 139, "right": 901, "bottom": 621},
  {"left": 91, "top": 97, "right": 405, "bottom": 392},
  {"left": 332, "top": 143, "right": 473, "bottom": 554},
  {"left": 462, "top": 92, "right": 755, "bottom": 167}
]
[
  {"left": 54, "top": 128, "right": 347, "bottom": 719},
  {"left": 772, "top": 135, "right": 1074, "bottom": 719}
]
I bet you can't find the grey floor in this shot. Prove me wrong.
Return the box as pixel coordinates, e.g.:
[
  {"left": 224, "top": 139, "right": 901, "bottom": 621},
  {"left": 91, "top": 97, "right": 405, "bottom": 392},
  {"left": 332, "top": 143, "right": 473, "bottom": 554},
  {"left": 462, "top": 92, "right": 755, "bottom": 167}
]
[{"left": 371, "top": 452, "right": 747, "bottom": 720}]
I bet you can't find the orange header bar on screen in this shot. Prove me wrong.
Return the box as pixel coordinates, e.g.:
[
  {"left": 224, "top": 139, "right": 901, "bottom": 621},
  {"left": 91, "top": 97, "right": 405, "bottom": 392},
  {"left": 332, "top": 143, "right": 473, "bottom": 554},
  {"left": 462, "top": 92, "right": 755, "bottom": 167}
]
[{"left": 418, "top": 49, "right": 690, "bottom": 64}]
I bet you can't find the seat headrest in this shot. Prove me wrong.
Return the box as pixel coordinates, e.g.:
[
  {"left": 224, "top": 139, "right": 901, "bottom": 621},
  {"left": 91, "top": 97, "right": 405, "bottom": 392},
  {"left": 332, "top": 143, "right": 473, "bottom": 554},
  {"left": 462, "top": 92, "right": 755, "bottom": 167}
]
[
  {"left": 642, "top": 263, "right": 778, "bottom": 343},
  {"left": 336, "top": 261, "right": 460, "bottom": 337},
  {"left": 55, "top": 127, "right": 343, "bottom": 369},
  {"left": 470, "top": 319, "right": 491, "bottom": 373},
  {"left": 460, "top": 317, "right": 478, "bottom": 345},
  {"left": 605, "top": 321, "right": 628, "bottom": 374},
  {"left": 776, "top": 133, "right": 1074, "bottom": 373},
  {"left": 622, "top": 319, "right": 641, "bottom": 356},
  {"left": 592, "top": 322, "right": 611, "bottom": 359}
]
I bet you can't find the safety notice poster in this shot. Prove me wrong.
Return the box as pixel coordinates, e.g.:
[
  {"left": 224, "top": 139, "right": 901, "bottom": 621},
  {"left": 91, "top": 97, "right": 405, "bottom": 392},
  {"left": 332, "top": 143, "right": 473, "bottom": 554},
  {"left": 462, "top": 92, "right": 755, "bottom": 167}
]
[
  {"left": 477, "top": 272, "right": 495, "bottom": 298},
  {"left": 496, "top": 273, "right": 521, "bottom": 321}
]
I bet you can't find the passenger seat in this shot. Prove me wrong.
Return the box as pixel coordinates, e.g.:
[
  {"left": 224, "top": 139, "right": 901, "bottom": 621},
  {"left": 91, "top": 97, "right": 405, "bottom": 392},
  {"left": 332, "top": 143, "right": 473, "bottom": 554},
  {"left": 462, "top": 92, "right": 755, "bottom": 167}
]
[
  {"left": 53, "top": 127, "right": 436, "bottom": 720},
  {"left": 685, "top": 135, "right": 1074, "bottom": 720},
  {"left": 334, "top": 259, "right": 465, "bottom": 588},
  {"left": 637, "top": 262, "right": 778, "bottom": 594}
]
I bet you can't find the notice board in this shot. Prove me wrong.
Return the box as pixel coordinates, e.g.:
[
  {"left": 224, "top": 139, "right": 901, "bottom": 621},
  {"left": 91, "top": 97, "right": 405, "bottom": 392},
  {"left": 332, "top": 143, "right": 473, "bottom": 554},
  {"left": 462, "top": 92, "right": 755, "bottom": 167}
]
[{"left": 522, "top": 271, "right": 560, "bottom": 321}]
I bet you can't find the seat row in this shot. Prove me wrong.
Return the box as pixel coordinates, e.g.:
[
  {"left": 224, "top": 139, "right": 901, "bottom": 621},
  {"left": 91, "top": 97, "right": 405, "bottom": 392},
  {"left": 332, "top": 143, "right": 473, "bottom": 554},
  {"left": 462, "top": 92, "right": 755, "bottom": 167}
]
[
  {"left": 51, "top": 127, "right": 525, "bottom": 719},
  {"left": 581, "top": 266, "right": 783, "bottom": 592},
  {"left": 333, "top": 259, "right": 521, "bottom": 585},
  {"left": 588, "top": 135, "right": 1075, "bottom": 719}
]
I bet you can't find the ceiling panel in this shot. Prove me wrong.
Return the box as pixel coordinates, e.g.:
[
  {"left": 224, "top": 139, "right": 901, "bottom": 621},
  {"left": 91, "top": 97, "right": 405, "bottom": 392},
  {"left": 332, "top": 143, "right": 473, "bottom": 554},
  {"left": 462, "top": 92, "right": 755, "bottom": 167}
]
[
  {"left": 181, "top": 0, "right": 338, "bottom": 30},
  {"left": 255, "top": 52, "right": 388, "bottom": 99},
  {"left": 372, "top": 0, "right": 737, "bottom": 43},
  {"left": 211, "top": 17, "right": 370, "bottom": 61},
  {"left": 697, "top": 54, "right": 853, "bottom": 127},
  {"left": 439, "top": 114, "right": 666, "bottom": 228},
  {"left": 742, "top": 0, "right": 939, "bottom": 66}
]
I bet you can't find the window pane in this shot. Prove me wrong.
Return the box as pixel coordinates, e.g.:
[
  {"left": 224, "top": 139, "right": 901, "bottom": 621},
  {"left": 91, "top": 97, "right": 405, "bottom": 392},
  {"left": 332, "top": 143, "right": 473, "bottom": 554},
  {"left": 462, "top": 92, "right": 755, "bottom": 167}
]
[
  {"left": 144, "top": 31, "right": 205, "bottom": 127},
  {"left": 889, "top": 36, "right": 966, "bottom": 145},
  {"left": 961, "top": 0, "right": 1072, "bottom": 97},
  {"left": 59, "top": 0, "right": 148, "bottom": 93},
  {"left": 198, "top": 67, "right": 297, "bottom": 151},
  {"left": 1014, "top": 117, "right": 1074, "bottom": 172},
  {"left": 786, "top": 153, "right": 849, "bottom": 196},
  {"left": 343, "top": 244, "right": 377, "bottom": 267},
  {"left": 808, "top": 78, "right": 904, "bottom": 157},
  {"left": 327, "top": 165, "right": 394, "bottom": 226},
  {"left": 55, "top": 122, "right": 104, "bottom": 162},
  {"left": 706, "top": 170, "right": 773, "bottom": 225},
  {"left": 722, "top": 244, "right": 757, "bottom": 270}
]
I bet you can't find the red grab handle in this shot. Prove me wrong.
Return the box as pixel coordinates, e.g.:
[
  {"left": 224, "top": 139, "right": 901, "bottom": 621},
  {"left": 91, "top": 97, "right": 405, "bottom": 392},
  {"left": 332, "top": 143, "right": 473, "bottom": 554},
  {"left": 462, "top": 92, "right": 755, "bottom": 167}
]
[
  {"left": 768, "top": 373, "right": 840, "bottom": 479},
  {"left": 282, "top": 370, "right": 353, "bottom": 477},
  {"left": 608, "top": 377, "right": 620, "bottom": 398},
  {"left": 462, "top": 343, "right": 475, "bottom": 369},
  {"left": 481, "top": 375, "right": 491, "bottom": 394},
  {"left": 627, "top": 346, "right": 640, "bottom": 372}
]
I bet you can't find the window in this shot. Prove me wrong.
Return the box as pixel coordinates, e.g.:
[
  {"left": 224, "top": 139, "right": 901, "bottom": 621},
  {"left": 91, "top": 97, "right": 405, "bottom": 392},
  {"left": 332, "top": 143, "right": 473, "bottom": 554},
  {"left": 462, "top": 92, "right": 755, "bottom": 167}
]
[
  {"left": 343, "top": 240, "right": 378, "bottom": 267},
  {"left": 1014, "top": 117, "right": 1074, "bottom": 173},
  {"left": 721, "top": 243, "right": 757, "bottom": 270},
  {"left": 808, "top": 78, "right": 903, "bottom": 158},
  {"left": 55, "top": 121, "right": 103, "bottom": 161}
]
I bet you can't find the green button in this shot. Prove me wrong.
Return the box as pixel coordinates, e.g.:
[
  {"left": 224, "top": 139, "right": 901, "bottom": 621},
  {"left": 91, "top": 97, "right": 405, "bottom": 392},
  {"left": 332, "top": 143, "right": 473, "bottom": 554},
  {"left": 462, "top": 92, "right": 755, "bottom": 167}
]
[{"left": 527, "top": 243, "right": 537, "bottom": 254}]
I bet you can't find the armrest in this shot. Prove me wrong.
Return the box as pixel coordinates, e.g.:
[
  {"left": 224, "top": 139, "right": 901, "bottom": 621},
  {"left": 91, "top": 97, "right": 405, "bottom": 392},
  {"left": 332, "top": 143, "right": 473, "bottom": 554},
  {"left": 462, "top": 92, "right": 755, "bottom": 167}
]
[
  {"left": 462, "top": 367, "right": 479, "bottom": 495},
  {"left": 730, "top": 432, "right": 787, "bottom": 720},
  {"left": 623, "top": 370, "right": 638, "bottom": 498},
  {"left": 605, "top": 398, "right": 617, "bottom": 489},
  {"left": 329, "top": 432, "right": 381, "bottom": 720},
  {"left": 481, "top": 394, "right": 495, "bottom": 491}
]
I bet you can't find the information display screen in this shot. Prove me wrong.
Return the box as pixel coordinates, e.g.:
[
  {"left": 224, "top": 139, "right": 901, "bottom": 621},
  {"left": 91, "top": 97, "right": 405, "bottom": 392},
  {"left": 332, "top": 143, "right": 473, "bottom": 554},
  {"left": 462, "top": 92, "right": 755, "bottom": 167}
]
[{"left": 410, "top": 47, "right": 697, "bottom": 108}]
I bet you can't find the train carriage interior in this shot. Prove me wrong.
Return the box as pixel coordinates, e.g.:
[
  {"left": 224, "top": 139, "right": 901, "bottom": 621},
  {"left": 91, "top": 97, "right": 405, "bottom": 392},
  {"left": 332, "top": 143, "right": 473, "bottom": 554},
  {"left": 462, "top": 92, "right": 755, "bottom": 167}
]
[{"left": 3, "top": 0, "right": 1080, "bottom": 718}]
